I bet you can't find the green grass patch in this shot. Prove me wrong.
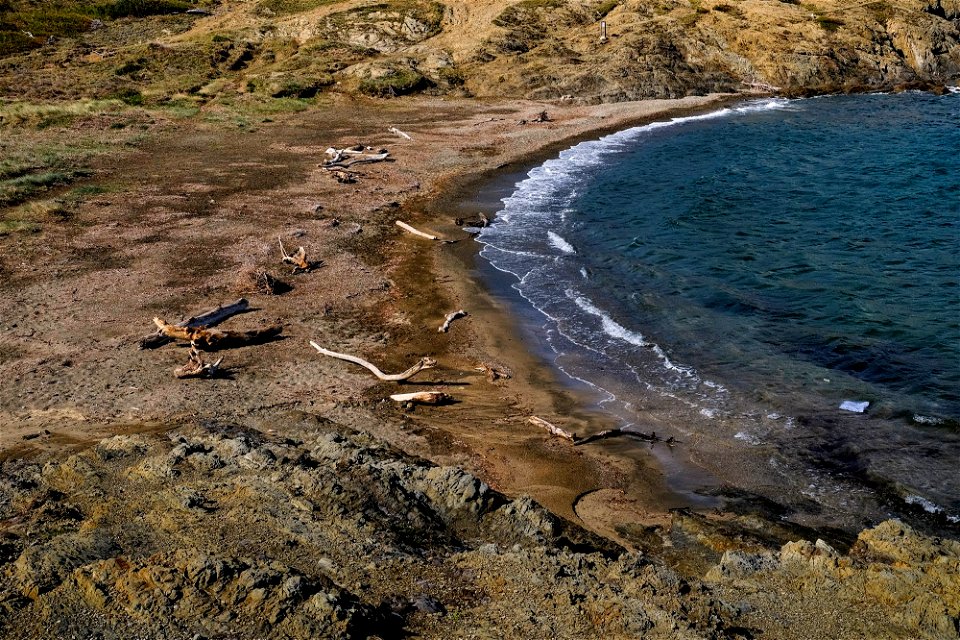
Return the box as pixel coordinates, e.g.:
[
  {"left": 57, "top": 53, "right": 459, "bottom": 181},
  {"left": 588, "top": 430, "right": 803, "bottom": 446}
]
[
  {"left": 358, "top": 67, "right": 430, "bottom": 98},
  {"left": 99, "top": 0, "right": 193, "bottom": 19},
  {"left": 257, "top": 0, "right": 342, "bottom": 17},
  {"left": 815, "top": 15, "right": 844, "bottom": 31},
  {"left": 110, "top": 87, "right": 145, "bottom": 105},
  {"left": 0, "top": 220, "right": 41, "bottom": 235},
  {"left": 0, "top": 0, "right": 201, "bottom": 57},
  {"left": 593, "top": 0, "right": 620, "bottom": 19},
  {"left": 0, "top": 170, "right": 83, "bottom": 207}
]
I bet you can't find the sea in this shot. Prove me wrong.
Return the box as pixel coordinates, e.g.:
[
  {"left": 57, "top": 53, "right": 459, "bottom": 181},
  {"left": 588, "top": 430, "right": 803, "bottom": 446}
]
[{"left": 475, "top": 91, "right": 960, "bottom": 535}]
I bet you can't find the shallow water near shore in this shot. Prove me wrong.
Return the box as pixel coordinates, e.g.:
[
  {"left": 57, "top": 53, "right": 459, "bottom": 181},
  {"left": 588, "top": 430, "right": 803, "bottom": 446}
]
[{"left": 475, "top": 93, "right": 960, "bottom": 534}]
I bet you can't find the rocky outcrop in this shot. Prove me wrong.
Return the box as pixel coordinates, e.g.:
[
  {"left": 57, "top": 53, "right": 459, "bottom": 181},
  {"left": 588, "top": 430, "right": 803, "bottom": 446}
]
[
  {"left": 1, "top": 418, "right": 956, "bottom": 638},
  {"left": 0, "top": 421, "right": 721, "bottom": 639},
  {"left": 707, "top": 519, "right": 960, "bottom": 639}
]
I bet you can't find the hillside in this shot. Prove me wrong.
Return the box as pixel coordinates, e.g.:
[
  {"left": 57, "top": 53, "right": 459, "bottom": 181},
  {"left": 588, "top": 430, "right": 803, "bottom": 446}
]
[{"left": 1, "top": 0, "right": 958, "bottom": 107}]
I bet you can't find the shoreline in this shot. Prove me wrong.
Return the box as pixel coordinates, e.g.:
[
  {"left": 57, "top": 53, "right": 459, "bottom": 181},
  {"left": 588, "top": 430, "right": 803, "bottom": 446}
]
[
  {"left": 384, "top": 93, "right": 752, "bottom": 541},
  {"left": 429, "top": 92, "right": 960, "bottom": 542}
]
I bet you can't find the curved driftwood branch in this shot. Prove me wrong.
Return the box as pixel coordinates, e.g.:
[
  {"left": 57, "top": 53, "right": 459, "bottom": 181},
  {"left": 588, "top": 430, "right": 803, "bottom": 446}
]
[
  {"left": 309, "top": 341, "right": 436, "bottom": 382},
  {"left": 439, "top": 310, "right": 467, "bottom": 333},
  {"left": 574, "top": 428, "right": 677, "bottom": 447},
  {"left": 395, "top": 220, "right": 439, "bottom": 241},
  {"left": 139, "top": 298, "right": 250, "bottom": 349}
]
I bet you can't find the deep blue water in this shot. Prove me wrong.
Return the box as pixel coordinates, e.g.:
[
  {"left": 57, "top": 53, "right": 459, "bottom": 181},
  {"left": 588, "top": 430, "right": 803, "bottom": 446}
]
[{"left": 478, "top": 92, "right": 960, "bottom": 531}]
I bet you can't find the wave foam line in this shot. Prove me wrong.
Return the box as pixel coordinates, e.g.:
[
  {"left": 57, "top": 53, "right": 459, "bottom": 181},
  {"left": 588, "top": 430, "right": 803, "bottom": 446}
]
[{"left": 569, "top": 291, "right": 699, "bottom": 381}]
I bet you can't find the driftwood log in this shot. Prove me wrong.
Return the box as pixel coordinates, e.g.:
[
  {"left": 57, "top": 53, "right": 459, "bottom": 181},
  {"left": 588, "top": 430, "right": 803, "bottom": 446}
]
[
  {"left": 574, "top": 428, "right": 676, "bottom": 446},
  {"left": 438, "top": 310, "right": 467, "bottom": 333},
  {"left": 529, "top": 416, "right": 675, "bottom": 447},
  {"left": 153, "top": 317, "right": 282, "bottom": 350},
  {"left": 323, "top": 146, "right": 390, "bottom": 169},
  {"left": 309, "top": 341, "right": 436, "bottom": 382},
  {"left": 389, "top": 391, "right": 451, "bottom": 405},
  {"left": 139, "top": 298, "right": 250, "bottom": 349},
  {"left": 529, "top": 416, "right": 577, "bottom": 442},
  {"left": 395, "top": 220, "right": 440, "bottom": 241},
  {"left": 174, "top": 346, "right": 223, "bottom": 379}
]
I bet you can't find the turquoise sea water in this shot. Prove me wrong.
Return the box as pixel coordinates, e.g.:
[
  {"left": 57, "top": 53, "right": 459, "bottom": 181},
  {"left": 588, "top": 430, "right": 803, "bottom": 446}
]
[{"left": 478, "top": 92, "right": 960, "bottom": 533}]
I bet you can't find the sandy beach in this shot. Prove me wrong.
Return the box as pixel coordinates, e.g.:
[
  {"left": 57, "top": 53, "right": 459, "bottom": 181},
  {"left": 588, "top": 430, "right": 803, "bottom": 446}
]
[{"left": 0, "top": 92, "right": 737, "bottom": 538}]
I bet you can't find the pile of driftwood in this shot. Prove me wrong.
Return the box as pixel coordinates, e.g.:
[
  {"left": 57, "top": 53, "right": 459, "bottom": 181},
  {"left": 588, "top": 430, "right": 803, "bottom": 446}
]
[
  {"left": 140, "top": 297, "right": 283, "bottom": 379},
  {"left": 142, "top": 230, "right": 326, "bottom": 377},
  {"left": 321, "top": 144, "right": 393, "bottom": 185}
]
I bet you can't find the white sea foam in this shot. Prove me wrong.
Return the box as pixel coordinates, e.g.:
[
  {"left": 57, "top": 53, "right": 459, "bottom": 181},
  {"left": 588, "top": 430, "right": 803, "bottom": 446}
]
[
  {"left": 547, "top": 231, "right": 577, "bottom": 254},
  {"left": 947, "top": 86, "right": 959, "bottom": 94},
  {"left": 571, "top": 294, "right": 648, "bottom": 347},
  {"left": 905, "top": 495, "right": 960, "bottom": 523}
]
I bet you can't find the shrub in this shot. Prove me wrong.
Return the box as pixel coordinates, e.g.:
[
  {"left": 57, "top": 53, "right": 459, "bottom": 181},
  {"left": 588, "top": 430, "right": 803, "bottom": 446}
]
[
  {"left": 99, "top": 0, "right": 192, "bottom": 19},
  {"left": 358, "top": 67, "right": 430, "bottom": 97}
]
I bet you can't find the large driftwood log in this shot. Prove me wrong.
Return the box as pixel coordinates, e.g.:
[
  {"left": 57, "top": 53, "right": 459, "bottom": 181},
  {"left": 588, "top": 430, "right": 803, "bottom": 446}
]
[
  {"left": 389, "top": 391, "right": 451, "bottom": 405},
  {"left": 154, "top": 317, "right": 282, "bottom": 350},
  {"left": 139, "top": 298, "right": 250, "bottom": 349},
  {"left": 529, "top": 416, "right": 577, "bottom": 443},
  {"left": 174, "top": 346, "right": 223, "bottom": 379},
  {"left": 309, "top": 341, "right": 436, "bottom": 381},
  {"left": 396, "top": 220, "right": 440, "bottom": 241},
  {"left": 438, "top": 310, "right": 467, "bottom": 333}
]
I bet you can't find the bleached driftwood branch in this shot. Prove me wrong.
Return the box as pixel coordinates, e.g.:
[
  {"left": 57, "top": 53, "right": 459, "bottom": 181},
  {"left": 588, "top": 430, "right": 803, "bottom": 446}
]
[
  {"left": 388, "top": 126, "right": 412, "bottom": 140},
  {"left": 389, "top": 391, "right": 451, "bottom": 405},
  {"left": 153, "top": 317, "right": 282, "bottom": 350},
  {"left": 139, "top": 298, "right": 250, "bottom": 349},
  {"left": 309, "top": 341, "right": 436, "bottom": 382},
  {"left": 174, "top": 346, "right": 223, "bottom": 379},
  {"left": 278, "top": 236, "right": 310, "bottom": 272},
  {"left": 396, "top": 220, "right": 439, "bottom": 241},
  {"left": 529, "top": 416, "right": 577, "bottom": 443},
  {"left": 438, "top": 310, "right": 467, "bottom": 333}
]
